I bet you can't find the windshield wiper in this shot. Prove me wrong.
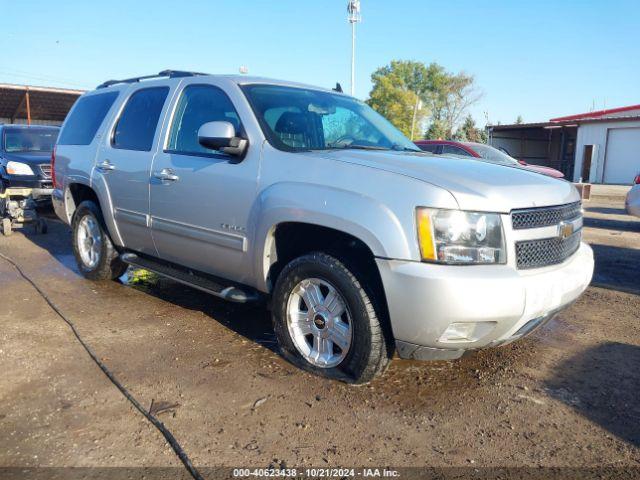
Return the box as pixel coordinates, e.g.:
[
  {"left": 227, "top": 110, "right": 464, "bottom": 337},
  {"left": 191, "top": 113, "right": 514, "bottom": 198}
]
[
  {"left": 325, "top": 144, "right": 390, "bottom": 151},
  {"left": 342, "top": 145, "right": 390, "bottom": 151}
]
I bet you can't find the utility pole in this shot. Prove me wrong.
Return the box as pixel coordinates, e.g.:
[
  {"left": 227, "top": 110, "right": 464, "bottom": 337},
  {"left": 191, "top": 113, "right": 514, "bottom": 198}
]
[
  {"left": 410, "top": 97, "right": 423, "bottom": 140},
  {"left": 347, "top": 0, "right": 361, "bottom": 96},
  {"left": 25, "top": 87, "right": 31, "bottom": 125}
]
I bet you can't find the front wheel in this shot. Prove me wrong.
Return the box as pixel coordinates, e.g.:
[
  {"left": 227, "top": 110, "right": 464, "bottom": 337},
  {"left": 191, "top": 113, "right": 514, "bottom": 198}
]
[
  {"left": 71, "top": 200, "right": 127, "bottom": 280},
  {"left": 272, "top": 252, "right": 390, "bottom": 384}
]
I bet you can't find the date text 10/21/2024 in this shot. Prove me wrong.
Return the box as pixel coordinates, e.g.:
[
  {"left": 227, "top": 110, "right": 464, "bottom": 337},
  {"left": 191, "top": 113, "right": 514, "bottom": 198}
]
[{"left": 232, "top": 468, "right": 400, "bottom": 478}]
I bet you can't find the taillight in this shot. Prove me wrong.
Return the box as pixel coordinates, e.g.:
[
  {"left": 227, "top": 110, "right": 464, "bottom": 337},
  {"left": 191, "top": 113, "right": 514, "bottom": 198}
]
[
  {"left": 635, "top": 174, "right": 640, "bottom": 185},
  {"left": 51, "top": 146, "right": 57, "bottom": 189}
]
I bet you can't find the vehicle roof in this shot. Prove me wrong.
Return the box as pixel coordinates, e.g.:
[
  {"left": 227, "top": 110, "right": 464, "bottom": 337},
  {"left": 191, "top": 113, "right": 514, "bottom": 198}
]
[{"left": 93, "top": 73, "right": 341, "bottom": 96}]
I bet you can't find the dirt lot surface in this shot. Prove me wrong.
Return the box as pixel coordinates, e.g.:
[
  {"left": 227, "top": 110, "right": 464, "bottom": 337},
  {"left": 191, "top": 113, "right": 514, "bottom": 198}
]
[{"left": 1, "top": 195, "right": 639, "bottom": 478}]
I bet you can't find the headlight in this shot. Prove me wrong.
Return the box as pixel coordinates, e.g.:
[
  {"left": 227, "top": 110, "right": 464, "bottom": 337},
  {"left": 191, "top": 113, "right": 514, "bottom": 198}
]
[
  {"left": 416, "top": 208, "right": 506, "bottom": 264},
  {"left": 6, "top": 161, "right": 35, "bottom": 176}
]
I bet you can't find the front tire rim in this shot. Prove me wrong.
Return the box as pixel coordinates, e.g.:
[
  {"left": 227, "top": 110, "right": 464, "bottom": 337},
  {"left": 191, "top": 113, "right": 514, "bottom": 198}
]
[
  {"left": 76, "top": 214, "right": 102, "bottom": 269},
  {"left": 286, "top": 278, "right": 352, "bottom": 369}
]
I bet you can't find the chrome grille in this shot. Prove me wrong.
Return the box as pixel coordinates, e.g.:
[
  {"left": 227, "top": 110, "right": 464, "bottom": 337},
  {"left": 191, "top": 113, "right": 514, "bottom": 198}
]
[
  {"left": 511, "top": 202, "right": 581, "bottom": 230},
  {"left": 515, "top": 232, "right": 581, "bottom": 270},
  {"left": 40, "top": 164, "right": 52, "bottom": 178}
]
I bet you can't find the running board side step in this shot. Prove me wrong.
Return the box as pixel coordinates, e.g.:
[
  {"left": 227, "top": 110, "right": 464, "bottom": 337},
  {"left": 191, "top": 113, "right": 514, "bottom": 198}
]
[{"left": 120, "top": 252, "right": 260, "bottom": 303}]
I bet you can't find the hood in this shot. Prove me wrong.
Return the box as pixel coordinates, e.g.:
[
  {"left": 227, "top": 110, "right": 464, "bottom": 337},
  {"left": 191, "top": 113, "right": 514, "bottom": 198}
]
[
  {"left": 305, "top": 149, "right": 579, "bottom": 213},
  {"left": 1, "top": 151, "right": 52, "bottom": 166}
]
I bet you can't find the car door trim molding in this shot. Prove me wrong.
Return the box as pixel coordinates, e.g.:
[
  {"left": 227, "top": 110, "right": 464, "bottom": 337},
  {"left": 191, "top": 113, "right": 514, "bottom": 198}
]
[
  {"left": 151, "top": 215, "right": 247, "bottom": 252},
  {"left": 114, "top": 208, "right": 149, "bottom": 227}
]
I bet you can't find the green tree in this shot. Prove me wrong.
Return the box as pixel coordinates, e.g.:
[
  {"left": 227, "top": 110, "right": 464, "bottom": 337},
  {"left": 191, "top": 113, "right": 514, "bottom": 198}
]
[
  {"left": 367, "top": 60, "right": 430, "bottom": 138},
  {"left": 515, "top": 115, "right": 524, "bottom": 124},
  {"left": 366, "top": 60, "right": 481, "bottom": 139},
  {"left": 453, "top": 114, "right": 487, "bottom": 143},
  {"left": 425, "top": 119, "right": 451, "bottom": 140}
]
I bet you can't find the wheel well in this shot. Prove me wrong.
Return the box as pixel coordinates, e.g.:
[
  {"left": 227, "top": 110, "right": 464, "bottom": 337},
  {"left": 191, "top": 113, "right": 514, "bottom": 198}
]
[
  {"left": 267, "top": 222, "right": 393, "bottom": 351},
  {"left": 67, "top": 183, "right": 100, "bottom": 220}
]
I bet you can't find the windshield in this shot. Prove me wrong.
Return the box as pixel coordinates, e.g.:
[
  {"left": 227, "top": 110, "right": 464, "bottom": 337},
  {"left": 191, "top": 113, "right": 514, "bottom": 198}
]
[
  {"left": 242, "top": 84, "right": 420, "bottom": 152},
  {"left": 3, "top": 128, "right": 59, "bottom": 153},
  {"left": 465, "top": 143, "right": 519, "bottom": 166}
]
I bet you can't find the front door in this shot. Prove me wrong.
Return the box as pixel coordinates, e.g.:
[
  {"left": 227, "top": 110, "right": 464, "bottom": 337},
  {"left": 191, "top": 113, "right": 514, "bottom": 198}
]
[
  {"left": 149, "top": 83, "right": 259, "bottom": 283},
  {"left": 97, "top": 85, "right": 172, "bottom": 254}
]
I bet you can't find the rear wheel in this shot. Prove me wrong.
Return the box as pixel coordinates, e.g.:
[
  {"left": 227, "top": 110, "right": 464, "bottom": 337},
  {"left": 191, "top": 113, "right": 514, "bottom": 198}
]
[
  {"left": 272, "top": 252, "right": 389, "bottom": 384},
  {"left": 71, "top": 200, "right": 126, "bottom": 280}
]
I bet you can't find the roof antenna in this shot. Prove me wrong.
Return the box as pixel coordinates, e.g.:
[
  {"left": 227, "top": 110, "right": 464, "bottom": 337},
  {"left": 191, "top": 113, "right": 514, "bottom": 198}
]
[{"left": 333, "top": 82, "right": 343, "bottom": 93}]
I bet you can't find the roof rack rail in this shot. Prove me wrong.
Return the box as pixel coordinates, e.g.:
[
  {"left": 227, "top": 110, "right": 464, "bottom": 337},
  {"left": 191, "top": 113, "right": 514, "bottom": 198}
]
[{"left": 96, "top": 70, "right": 208, "bottom": 89}]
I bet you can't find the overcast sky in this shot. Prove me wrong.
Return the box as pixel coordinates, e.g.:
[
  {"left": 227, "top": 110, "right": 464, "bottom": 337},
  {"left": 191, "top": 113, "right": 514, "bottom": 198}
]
[{"left": 1, "top": 0, "right": 638, "bottom": 126}]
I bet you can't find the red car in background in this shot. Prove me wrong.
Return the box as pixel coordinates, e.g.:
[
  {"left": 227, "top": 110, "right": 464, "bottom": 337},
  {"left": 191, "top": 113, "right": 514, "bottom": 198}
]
[{"left": 414, "top": 140, "right": 565, "bottom": 179}]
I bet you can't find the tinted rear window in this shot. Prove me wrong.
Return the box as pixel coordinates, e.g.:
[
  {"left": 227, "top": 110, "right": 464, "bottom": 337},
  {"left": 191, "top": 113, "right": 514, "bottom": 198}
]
[
  {"left": 417, "top": 143, "right": 439, "bottom": 153},
  {"left": 442, "top": 145, "right": 472, "bottom": 156},
  {"left": 58, "top": 92, "right": 119, "bottom": 145},
  {"left": 112, "top": 87, "right": 169, "bottom": 151}
]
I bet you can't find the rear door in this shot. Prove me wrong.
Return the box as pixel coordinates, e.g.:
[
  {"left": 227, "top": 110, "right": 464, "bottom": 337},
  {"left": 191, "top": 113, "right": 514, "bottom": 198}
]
[{"left": 96, "top": 84, "right": 174, "bottom": 254}]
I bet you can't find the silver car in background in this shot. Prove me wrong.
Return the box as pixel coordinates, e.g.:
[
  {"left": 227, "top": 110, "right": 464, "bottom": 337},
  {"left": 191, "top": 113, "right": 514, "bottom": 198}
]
[{"left": 626, "top": 175, "right": 640, "bottom": 217}]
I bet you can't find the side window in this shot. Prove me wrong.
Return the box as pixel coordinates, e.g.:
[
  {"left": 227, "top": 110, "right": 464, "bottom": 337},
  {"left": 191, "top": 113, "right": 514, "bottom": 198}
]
[
  {"left": 112, "top": 87, "right": 169, "bottom": 151},
  {"left": 167, "top": 85, "right": 241, "bottom": 155},
  {"left": 442, "top": 145, "right": 472, "bottom": 156},
  {"left": 418, "top": 144, "right": 439, "bottom": 153},
  {"left": 58, "top": 92, "right": 118, "bottom": 145}
]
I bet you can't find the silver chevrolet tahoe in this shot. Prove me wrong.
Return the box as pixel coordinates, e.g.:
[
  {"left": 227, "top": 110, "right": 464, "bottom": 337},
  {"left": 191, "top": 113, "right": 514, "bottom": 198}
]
[{"left": 52, "top": 70, "right": 594, "bottom": 383}]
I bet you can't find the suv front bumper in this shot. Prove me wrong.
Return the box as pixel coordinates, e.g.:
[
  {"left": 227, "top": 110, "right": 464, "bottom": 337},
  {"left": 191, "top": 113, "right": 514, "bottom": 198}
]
[
  {"left": 376, "top": 242, "right": 594, "bottom": 360},
  {"left": 2, "top": 174, "right": 53, "bottom": 201}
]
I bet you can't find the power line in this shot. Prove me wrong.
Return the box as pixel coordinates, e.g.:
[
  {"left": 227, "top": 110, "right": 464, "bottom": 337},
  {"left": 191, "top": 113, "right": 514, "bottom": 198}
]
[{"left": 0, "top": 69, "right": 91, "bottom": 89}]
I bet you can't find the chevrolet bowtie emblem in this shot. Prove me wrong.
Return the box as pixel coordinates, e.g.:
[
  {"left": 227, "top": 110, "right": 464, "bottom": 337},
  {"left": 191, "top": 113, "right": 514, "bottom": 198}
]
[{"left": 558, "top": 221, "right": 574, "bottom": 240}]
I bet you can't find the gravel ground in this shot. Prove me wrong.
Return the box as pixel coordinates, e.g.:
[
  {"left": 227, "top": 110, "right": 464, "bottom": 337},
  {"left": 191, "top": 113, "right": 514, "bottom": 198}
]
[{"left": 0, "top": 195, "right": 638, "bottom": 478}]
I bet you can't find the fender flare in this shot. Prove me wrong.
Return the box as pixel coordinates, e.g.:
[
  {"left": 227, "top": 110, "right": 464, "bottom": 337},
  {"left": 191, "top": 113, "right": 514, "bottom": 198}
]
[
  {"left": 65, "top": 174, "right": 124, "bottom": 247},
  {"left": 249, "top": 182, "right": 412, "bottom": 292}
]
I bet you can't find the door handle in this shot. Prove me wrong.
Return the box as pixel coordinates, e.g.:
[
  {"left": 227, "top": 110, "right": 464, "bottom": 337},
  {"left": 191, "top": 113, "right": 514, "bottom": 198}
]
[
  {"left": 154, "top": 168, "right": 179, "bottom": 182},
  {"left": 97, "top": 160, "right": 115, "bottom": 172}
]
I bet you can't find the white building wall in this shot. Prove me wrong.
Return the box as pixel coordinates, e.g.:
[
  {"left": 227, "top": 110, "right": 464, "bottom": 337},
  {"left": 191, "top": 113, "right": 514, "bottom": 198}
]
[{"left": 573, "top": 120, "right": 640, "bottom": 184}]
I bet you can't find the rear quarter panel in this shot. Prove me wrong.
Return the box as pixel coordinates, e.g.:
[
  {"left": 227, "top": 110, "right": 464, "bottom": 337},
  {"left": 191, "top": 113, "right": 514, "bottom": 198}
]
[{"left": 53, "top": 88, "right": 125, "bottom": 244}]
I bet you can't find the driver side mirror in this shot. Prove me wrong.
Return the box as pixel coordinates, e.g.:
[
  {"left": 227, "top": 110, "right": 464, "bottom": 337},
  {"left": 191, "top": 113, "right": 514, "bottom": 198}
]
[{"left": 198, "top": 121, "right": 248, "bottom": 157}]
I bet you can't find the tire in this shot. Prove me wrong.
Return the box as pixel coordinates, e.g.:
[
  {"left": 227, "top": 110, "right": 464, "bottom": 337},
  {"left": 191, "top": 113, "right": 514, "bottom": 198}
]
[
  {"left": 272, "top": 252, "right": 390, "bottom": 384},
  {"left": 71, "top": 200, "right": 127, "bottom": 280}
]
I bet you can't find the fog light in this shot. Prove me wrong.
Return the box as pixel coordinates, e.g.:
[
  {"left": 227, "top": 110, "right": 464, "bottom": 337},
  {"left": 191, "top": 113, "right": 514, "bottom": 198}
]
[{"left": 439, "top": 322, "right": 496, "bottom": 343}]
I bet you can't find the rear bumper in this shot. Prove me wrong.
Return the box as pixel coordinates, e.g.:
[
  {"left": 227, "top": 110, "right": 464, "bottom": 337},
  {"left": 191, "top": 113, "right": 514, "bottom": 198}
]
[
  {"left": 626, "top": 189, "right": 640, "bottom": 217},
  {"left": 52, "top": 188, "right": 68, "bottom": 223},
  {"left": 377, "top": 242, "right": 594, "bottom": 360},
  {"left": 625, "top": 200, "right": 640, "bottom": 218}
]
